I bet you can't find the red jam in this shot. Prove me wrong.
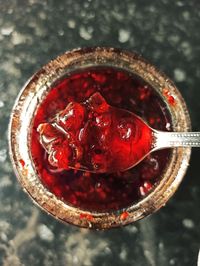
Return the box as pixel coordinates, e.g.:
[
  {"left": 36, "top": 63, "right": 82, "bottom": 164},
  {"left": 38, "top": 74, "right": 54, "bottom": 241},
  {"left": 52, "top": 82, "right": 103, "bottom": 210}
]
[
  {"left": 163, "top": 88, "right": 176, "bottom": 106},
  {"left": 31, "top": 66, "right": 172, "bottom": 212},
  {"left": 19, "top": 159, "right": 25, "bottom": 168},
  {"left": 120, "top": 211, "right": 129, "bottom": 221},
  {"left": 37, "top": 92, "right": 152, "bottom": 173},
  {"left": 79, "top": 213, "right": 94, "bottom": 221}
]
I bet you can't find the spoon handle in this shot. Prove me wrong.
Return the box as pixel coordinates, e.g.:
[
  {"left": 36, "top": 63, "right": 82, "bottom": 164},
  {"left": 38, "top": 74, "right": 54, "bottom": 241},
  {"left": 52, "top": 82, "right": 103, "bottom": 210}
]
[{"left": 153, "top": 131, "right": 200, "bottom": 149}]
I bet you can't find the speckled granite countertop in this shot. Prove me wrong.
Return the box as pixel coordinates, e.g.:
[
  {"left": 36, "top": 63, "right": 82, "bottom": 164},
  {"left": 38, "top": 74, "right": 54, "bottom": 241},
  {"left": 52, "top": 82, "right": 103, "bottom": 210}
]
[{"left": 0, "top": 1, "right": 200, "bottom": 265}]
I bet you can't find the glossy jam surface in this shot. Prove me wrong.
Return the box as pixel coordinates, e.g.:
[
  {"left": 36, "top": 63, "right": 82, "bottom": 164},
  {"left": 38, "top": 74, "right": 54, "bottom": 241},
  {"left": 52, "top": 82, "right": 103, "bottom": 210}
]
[
  {"left": 37, "top": 92, "right": 152, "bottom": 173},
  {"left": 31, "top": 67, "right": 172, "bottom": 212}
]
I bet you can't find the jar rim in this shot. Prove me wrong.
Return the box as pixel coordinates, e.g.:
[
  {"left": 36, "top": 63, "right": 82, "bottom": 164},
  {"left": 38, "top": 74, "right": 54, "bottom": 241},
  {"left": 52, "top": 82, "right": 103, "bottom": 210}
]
[{"left": 9, "top": 47, "right": 191, "bottom": 229}]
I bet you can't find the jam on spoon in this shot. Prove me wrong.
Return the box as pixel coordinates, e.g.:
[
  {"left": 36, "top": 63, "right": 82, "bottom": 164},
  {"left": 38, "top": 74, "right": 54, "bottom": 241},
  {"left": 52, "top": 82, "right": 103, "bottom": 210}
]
[
  {"left": 37, "top": 91, "right": 200, "bottom": 174},
  {"left": 37, "top": 92, "right": 152, "bottom": 173}
]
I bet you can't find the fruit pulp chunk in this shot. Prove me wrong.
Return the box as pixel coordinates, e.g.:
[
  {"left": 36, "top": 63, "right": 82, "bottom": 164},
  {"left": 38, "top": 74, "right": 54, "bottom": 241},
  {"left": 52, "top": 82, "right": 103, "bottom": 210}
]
[
  {"left": 31, "top": 66, "right": 172, "bottom": 212},
  {"left": 37, "top": 92, "right": 152, "bottom": 173}
]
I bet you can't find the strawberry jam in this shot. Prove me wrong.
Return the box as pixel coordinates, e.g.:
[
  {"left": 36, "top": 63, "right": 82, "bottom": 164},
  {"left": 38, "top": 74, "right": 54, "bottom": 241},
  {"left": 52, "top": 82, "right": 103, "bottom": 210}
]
[
  {"left": 37, "top": 92, "right": 152, "bottom": 173},
  {"left": 31, "top": 66, "right": 172, "bottom": 212}
]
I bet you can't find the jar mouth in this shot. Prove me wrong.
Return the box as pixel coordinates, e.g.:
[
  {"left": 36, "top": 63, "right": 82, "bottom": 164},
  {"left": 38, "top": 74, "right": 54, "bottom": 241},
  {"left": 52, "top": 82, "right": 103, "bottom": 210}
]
[{"left": 9, "top": 47, "right": 191, "bottom": 229}]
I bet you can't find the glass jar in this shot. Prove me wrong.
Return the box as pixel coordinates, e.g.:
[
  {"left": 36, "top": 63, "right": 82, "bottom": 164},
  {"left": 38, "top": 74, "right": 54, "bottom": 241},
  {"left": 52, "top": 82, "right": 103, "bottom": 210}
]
[{"left": 9, "top": 47, "right": 191, "bottom": 229}]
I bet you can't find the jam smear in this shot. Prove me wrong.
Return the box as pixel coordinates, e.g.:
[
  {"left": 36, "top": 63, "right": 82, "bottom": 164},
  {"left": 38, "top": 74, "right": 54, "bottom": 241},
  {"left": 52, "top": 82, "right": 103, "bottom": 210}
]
[
  {"left": 19, "top": 159, "right": 25, "bottom": 168},
  {"left": 37, "top": 92, "right": 152, "bottom": 173},
  {"left": 79, "top": 213, "right": 94, "bottom": 221},
  {"left": 120, "top": 211, "right": 129, "bottom": 221},
  {"left": 163, "top": 88, "right": 176, "bottom": 106},
  {"left": 31, "top": 66, "right": 172, "bottom": 212}
]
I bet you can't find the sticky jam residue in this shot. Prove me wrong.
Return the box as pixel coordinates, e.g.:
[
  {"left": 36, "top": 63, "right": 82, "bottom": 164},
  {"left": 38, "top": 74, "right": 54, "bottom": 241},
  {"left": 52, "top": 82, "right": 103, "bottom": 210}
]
[
  {"left": 163, "top": 88, "right": 176, "bottom": 106},
  {"left": 19, "top": 159, "right": 25, "bottom": 168},
  {"left": 31, "top": 66, "right": 172, "bottom": 212},
  {"left": 120, "top": 211, "right": 129, "bottom": 221},
  {"left": 79, "top": 213, "right": 94, "bottom": 221}
]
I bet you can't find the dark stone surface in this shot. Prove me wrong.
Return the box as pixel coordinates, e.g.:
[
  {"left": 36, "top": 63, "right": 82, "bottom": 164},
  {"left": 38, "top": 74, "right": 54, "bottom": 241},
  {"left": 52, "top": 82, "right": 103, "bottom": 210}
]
[{"left": 0, "top": 0, "right": 200, "bottom": 265}]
